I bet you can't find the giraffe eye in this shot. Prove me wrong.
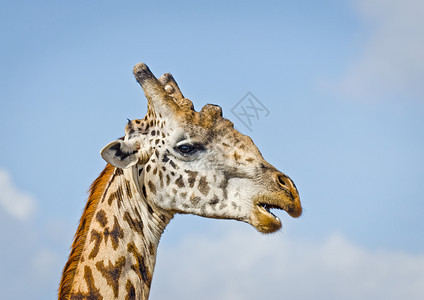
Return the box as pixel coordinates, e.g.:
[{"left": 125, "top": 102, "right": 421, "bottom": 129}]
[{"left": 176, "top": 143, "right": 204, "bottom": 155}]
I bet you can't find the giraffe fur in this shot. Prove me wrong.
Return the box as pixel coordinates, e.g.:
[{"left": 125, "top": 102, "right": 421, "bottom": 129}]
[{"left": 59, "top": 63, "right": 302, "bottom": 299}]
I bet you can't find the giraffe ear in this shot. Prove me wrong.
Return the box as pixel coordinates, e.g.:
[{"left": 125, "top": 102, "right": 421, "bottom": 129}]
[{"left": 100, "top": 140, "right": 150, "bottom": 169}]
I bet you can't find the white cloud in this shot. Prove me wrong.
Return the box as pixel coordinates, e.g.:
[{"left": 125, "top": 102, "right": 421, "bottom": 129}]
[
  {"left": 151, "top": 229, "right": 424, "bottom": 300},
  {"left": 333, "top": 0, "right": 424, "bottom": 101},
  {"left": 0, "top": 168, "right": 37, "bottom": 221}
]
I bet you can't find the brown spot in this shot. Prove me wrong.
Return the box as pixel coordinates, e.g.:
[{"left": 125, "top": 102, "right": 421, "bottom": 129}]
[
  {"left": 190, "top": 194, "right": 201, "bottom": 206},
  {"left": 95, "top": 256, "right": 126, "bottom": 298},
  {"left": 95, "top": 209, "right": 108, "bottom": 227},
  {"left": 127, "top": 242, "right": 152, "bottom": 287},
  {"left": 148, "top": 181, "right": 157, "bottom": 195},
  {"left": 166, "top": 174, "right": 171, "bottom": 186},
  {"left": 125, "top": 180, "right": 133, "bottom": 199},
  {"left": 185, "top": 170, "right": 198, "bottom": 188},
  {"left": 222, "top": 142, "right": 230, "bottom": 148},
  {"left": 169, "top": 160, "right": 178, "bottom": 169},
  {"left": 125, "top": 280, "right": 136, "bottom": 300},
  {"left": 158, "top": 170, "right": 163, "bottom": 188},
  {"left": 219, "top": 203, "right": 228, "bottom": 210},
  {"left": 89, "top": 229, "right": 102, "bottom": 259},
  {"left": 104, "top": 216, "right": 124, "bottom": 250},
  {"left": 124, "top": 212, "right": 143, "bottom": 235},
  {"left": 233, "top": 151, "right": 241, "bottom": 161},
  {"left": 180, "top": 192, "right": 187, "bottom": 199},
  {"left": 115, "top": 168, "right": 124, "bottom": 176},
  {"left": 219, "top": 176, "right": 229, "bottom": 199},
  {"left": 70, "top": 266, "right": 102, "bottom": 300},
  {"left": 153, "top": 167, "right": 158, "bottom": 175},
  {"left": 146, "top": 165, "right": 151, "bottom": 172},
  {"left": 209, "top": 195, "right": 220, "bottom": 206},
  {"left": 148, "top": 242, "right": 155, "bottom": 255},
  {"left": 175, "top": 175, "right": 185, "bottom": 188},
  {"left": 198, "top": 176, "right": 210, "bottom": 196},
  {"left": 107, "top": 186, "right": 124, "bottom": 209},
  {"left": 246, "top": 157, "right": 254, "bottom": 162}
]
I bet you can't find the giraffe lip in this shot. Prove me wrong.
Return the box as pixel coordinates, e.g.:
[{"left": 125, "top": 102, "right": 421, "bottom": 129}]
[{"left": 258, "top": 203, "right": 282, "bottom": 221}]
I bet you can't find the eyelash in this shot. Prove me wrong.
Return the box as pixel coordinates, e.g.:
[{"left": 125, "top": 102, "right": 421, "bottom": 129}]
[{"left": 175, "top": 143, "right": 205, "bottom": 155}]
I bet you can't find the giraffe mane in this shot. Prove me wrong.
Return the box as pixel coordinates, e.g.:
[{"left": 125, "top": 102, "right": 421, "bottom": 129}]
[{"left": 58, "top": 164, "right": 115, "bottom": 299}]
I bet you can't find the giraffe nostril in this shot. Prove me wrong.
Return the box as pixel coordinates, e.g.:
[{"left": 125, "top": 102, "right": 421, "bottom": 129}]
[{"left": 276, "top": 174, "right": 288, "bottom": 187}]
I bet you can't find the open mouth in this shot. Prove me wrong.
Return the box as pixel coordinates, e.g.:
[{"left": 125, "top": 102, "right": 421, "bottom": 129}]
[
  {"left": 258, "top": 203, "right": 282, "bottom": 222},
  {"left": 251, "top": 193, "right": 301, "bottom": 234}
]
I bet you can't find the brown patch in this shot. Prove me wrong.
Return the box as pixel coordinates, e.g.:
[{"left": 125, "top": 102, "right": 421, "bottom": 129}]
[
  {"left": 148, "top": 181, "right": 157, "bottom": 195},
  {"left": 158, "top": 170, "right": 163, "bottom": 188},
  {"left": 125, "top": 279, "right": 136, "bottom": 300},
  {"left": 123, "top": 212, "right": 144, "bottom": 235},
  {"left": 125, "top": 180, "right": 133, "bottom": 199},
  {"left": 153, "top": 167, "right": 158, "bottom": 175},
  {"left": 95, "top": 209, "right": 108, "bottom": 227},
  {"left": 175, "top": 175, "right": 185, "bottom": 188},
  {"left": 59, "top": 164, "right": 114, "bottom": 300},
  {"left": 127, "top": 242, "right": 152, "bottom": 287},
  {"left": 219, "top": 176, "right": 229, "bottom": 199},
  {"left": 198, "top": 176, "right": 210, "bottom": 196},
  {"left": 185, "top": 170, "right": 198, "bottom": 188},
  {"left": 166, "top": 174, "right": 171, "bottom": 186},
  {"left": 233, "top": 151, "right": 241, "bottom": 161},
  {"left": 180, "top": 192, "right": 187, "bottom": 199},
  {"left": 148, "top": 242, "right": 155, "bottom": 256},
  {"left": 69, "top": 266, "right": 102, "bottom": 300},
  {"left": 190, "top": 194, "right": 201, "bottom": 206},
  {"left": 169, "top": 160, "right": 178, "bottom": 169},
  {"left": 146, "top": 164, "right": 151, "bottom": 173},
  {"left": 95, "top": 256, "right": 126, "bottom": 298},
  {"left": 104, "top": 216, "right": 124, "bottom": 250},
  {"left": 245, "top": 157, "right": 254, "bottom": 162},
  {"left": 209, "top": 195, "right": 220, "bottom": 206},
  {"left": 88, "top": 229, "right": 102, "bottom": 259},
  {"left": 107, "top": 186, "right": 124, "bottom": 209}
]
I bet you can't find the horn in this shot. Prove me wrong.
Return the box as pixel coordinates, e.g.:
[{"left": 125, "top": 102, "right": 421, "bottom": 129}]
[
  {"left": 133, "top": 63, "right": 179, "bottom": 115},
  {"left": 159, "top": 73, "right": 194, "bottom": 111}
]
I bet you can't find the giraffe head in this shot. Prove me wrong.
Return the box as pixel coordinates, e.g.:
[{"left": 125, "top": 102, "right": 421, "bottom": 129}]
[{"left": 101, "top": 63, "right": 301, "bottom": 234}]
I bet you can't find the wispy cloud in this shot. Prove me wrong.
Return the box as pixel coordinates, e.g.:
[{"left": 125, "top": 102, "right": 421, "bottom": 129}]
[
  {"left": 0, "top": 168, "right": 37, "bottom": 221},
  {"left": 330, "top": 0, "right": 424, "bottom": 101},
  {"left": 151, "top": 229, "right": 424, "bottom": 300}
]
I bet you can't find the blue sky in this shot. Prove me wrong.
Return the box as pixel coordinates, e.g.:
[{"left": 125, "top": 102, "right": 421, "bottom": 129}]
[{"left": 1, "top": 0, "right": 423, "bottom": 299}]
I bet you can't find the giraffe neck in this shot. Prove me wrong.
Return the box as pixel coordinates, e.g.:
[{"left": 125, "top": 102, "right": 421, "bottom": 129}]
[{"left": 60, "top": 165, "right": 173, "bottom": 300}]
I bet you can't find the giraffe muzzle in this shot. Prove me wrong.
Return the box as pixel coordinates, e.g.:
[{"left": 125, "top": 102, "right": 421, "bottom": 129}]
[{"left": 250, "top": 173, "right": 302, "bottom": 233}]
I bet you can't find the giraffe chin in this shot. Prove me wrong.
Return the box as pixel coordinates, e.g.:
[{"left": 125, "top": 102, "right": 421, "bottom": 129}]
[{"left": 250, "top": 193, "right": 302, "bottom": 234}]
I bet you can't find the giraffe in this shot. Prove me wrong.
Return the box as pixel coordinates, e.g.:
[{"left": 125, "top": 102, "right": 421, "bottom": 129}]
[{"left": 59, "top": 63, "right": 302, "bottom": 300}]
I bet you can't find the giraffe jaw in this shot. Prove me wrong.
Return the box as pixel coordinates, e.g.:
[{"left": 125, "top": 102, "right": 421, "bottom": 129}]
[{"left": 250, "top": 193, "right": 302, "bottom": 234}]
